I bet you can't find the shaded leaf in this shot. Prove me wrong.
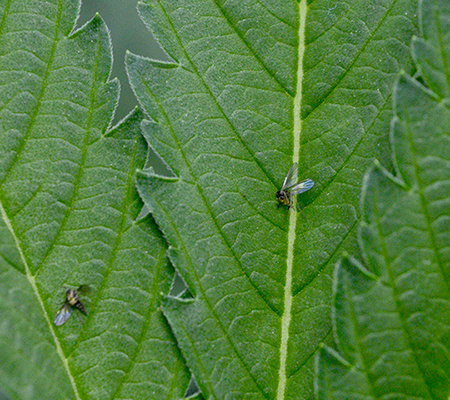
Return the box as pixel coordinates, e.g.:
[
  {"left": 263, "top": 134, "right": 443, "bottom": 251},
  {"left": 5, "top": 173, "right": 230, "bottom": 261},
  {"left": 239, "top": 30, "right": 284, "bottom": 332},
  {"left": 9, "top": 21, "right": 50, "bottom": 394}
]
[{"left": 316, "top": 0, "right": 450, "bottom": 398}]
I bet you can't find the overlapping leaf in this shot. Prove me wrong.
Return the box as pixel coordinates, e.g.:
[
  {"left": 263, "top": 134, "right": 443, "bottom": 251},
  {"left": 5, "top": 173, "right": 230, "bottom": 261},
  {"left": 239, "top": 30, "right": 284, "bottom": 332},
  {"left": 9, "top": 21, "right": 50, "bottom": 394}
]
[
  {"left": 316, "top": 0, "right": 450, "bottom": 398},
  {"left": 129, "top": 0, "right": 418, "bottom": 398},
  {"left": 0, "top": 1, "right": 190, "bottom": 398}
]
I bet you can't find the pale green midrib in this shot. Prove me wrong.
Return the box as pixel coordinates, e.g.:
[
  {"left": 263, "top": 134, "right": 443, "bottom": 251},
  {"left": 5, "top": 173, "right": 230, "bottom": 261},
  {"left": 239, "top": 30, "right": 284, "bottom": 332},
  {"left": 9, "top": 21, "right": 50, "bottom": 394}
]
[
  {"left": 0, "top": 200, "right": 81, "bottom": 400},
  {"left": 277, "top": 1, "right": 307, "bottom": 399}
]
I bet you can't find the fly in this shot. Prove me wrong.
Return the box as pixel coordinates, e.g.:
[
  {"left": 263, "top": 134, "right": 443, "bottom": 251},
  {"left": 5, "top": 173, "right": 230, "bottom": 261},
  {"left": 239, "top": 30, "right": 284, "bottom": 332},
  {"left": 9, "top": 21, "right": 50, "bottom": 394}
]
[
  {"left": 54, "top": 285, "right": 89, "bottom": 326},
  {"left": 276, "top": 162, "right": 314, "bottom": 216}
]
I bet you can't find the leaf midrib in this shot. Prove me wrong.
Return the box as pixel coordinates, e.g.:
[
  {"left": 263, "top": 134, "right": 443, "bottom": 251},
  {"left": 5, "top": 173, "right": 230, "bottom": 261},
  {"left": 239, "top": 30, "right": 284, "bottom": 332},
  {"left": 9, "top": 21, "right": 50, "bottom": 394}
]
[
  {"left": 0, "top": 200, "right": 81, "bottom": 400},
  {"left": 276, "top": 2, "right": 306, "bottom": 399}
]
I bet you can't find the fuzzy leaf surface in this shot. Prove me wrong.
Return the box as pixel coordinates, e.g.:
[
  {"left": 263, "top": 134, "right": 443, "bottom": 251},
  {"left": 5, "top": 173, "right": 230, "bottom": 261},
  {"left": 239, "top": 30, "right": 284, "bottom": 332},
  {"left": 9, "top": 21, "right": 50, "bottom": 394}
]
[
  {"left": 129, "top": 0, "right": 418, "bottom": 398},
  {"left": 0, "top": 1, "right": 189, "bottom": 399},
  {"left": 316, "top": 0, "right": 450, "bottom": 398}
]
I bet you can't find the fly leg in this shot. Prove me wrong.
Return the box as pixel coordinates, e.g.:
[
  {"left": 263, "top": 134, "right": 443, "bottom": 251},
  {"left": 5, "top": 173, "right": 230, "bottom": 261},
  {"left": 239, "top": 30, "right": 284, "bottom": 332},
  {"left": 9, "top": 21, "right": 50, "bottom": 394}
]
[
  {"left": 295, "top": 198, "right": 308, "bottom": 219},
  {"left": 75, "top": 310, "right": 86, "bottom": 324}
]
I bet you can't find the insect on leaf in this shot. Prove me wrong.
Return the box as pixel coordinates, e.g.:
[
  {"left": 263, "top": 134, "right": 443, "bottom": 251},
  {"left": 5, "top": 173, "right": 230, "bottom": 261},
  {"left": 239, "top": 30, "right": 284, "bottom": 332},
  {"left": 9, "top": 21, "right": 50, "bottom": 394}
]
[{"left": 54, "top": 303, "right": 73, "bottom": 327}]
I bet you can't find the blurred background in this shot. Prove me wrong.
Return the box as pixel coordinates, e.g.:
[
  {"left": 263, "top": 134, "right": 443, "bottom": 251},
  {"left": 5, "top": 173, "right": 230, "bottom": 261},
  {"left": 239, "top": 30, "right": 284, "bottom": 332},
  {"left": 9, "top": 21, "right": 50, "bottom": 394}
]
[{"left": 78, "top": 0, "right": 170, "bottom": 123}]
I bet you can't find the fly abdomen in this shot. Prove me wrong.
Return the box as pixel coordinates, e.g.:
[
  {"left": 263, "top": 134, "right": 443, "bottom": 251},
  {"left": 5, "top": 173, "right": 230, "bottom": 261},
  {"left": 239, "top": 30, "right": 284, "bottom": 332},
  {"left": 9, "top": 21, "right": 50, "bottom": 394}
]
[{"left": 75, "top": 301, "right": 87, "bottom": 315}]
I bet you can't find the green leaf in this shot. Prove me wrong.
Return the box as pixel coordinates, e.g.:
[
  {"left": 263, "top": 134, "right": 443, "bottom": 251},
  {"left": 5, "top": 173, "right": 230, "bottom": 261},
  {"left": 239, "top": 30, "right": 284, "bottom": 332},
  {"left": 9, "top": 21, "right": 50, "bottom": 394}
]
[
  {"left": 315, "top": 0, "right": 450, "bottom": 398},
  {"left": 0, "top": 1, "right": 189, "bottom": 399},
  {"left": 129, "top": 0, "right": 418, "bottom": 398},
  {"left": 412, "top": 0, "right": 450, "bottom": 98}
]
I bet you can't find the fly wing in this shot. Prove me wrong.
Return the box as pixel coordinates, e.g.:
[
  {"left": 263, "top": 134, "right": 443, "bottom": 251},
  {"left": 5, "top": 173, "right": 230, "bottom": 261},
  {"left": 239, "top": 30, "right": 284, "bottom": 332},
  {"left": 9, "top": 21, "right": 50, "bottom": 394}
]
[
  {"left": 289, "top": 178, "right": 314, "bottom": 194},
  {"left": 78, "top": 284, "right": 90, "bottom": 295},
  {"left": 54, "top": 304, "right": 72, "bottom": 326},
  {"left": 282, "top": 162, "right": 298, "bottom": 190}
]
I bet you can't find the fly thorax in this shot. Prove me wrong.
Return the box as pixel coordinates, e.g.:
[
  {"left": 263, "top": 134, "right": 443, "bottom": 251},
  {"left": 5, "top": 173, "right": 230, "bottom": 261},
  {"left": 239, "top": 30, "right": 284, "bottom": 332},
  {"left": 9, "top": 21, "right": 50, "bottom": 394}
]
[{"left": 66, "top": 289, "right": 79, "bottom": 306}]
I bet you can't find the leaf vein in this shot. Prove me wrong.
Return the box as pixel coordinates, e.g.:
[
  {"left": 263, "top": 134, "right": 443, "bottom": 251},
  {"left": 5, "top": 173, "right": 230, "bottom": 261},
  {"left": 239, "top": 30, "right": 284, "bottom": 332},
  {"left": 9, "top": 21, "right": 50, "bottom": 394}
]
[
  {"left": 156, "top": 0, "right": 279, "bottom": 189},
  {"left": 137, "top": 69, "right": 281, "bottom": 316},
  {"left": 33, "top": 26, "right": 104, "bottom": 275},
  {"left": 303, "top": 0, "right": 401, "bottom": 120},
  {"left": 373, "top": 192, "right": 434, "bottom": 397},
  {"left": 109, "top": 246, "right": 167, "bottom": 400},
  {"left": 150, "top": 194, "right": 271, "bottom": 399},
  {"left": 212, "top": 0, "right": 293, "bottom": 96}
]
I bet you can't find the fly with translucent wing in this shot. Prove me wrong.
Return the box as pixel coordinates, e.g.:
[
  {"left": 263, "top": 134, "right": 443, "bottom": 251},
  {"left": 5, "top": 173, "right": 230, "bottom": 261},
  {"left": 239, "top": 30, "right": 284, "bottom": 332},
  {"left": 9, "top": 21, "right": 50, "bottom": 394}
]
[
  {"left": 54, "top": 285, "right": 90, "bottom": 326},
  {"left": 276, "top": 162, "right": 314, "bottom": 216}
]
